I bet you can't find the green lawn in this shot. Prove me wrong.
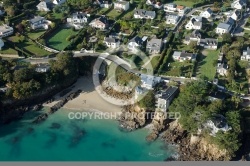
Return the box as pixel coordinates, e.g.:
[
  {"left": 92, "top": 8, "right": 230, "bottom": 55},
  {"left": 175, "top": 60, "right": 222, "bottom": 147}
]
[
  {"left": 0, "top": 47, "right": 18, "bottom": 55},
  {"left": 164, "top": 61, "right": 194, "bottom": 77},
  {"left": 174, "top": 1, "right": 195, "bottom": 7},
  {"left": 106, "top": 9, "right": 122, "bottom": 19},
  {"left": 150, "top": 56, "right": 161, "bottom": 70},
  {"left": 197, "top": 50, "right": 219, "bottom": 80},
  {"left": 47, "top": 27, "right": 78, "bottom": 50},
  {"left": 98, "top": 8, "right": 110, "bottom": 15},
  {"left": 8, "top": 36, "right": 51, "bottom": 57},
  {"left": 27, "top": 29, "right": 46, "bottom": 40}
]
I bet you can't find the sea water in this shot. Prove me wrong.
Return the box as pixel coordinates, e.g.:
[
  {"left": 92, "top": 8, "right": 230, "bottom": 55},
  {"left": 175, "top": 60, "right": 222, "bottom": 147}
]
[{"left": 0, "top": 108, "right": 175, "bottom": 161}]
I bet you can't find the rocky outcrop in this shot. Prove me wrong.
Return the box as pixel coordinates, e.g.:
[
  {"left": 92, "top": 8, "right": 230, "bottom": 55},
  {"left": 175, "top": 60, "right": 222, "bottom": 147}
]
[
  {"left": 161, "top": 121, "right": 230, "bottom": 161},
  {"left": 146, "top": 111, "right": 167, "bottom": 142},
  {"left": 32, "top": 113, "right": 48, "bottom": 124},
  {"left": 118, "top": 105, "right": 146, "bottom": 131}
]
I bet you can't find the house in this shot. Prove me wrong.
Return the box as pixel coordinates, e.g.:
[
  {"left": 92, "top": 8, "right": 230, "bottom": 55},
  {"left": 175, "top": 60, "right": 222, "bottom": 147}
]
[
  {"left": 217, "top": 63, "right": 228, "bottom": 76},
  {"left": 204, "top": 114, "right": 231, "bottom": 136},
  {"left": 29, "top": 16, "right": 51, "bottom": 30},
  {"left": 127, "top": 36, "right": 143, "bottom": 51},
  {"left": 140, "top": 74, "right": 161, "bottom": 89},
  {"left": 95, "top": 0, "right": 112, "bottom": 8},
  {"left": 166, "top": 14, "right": 180, "bottom": 25},
  {"left": 53, "top": 0, "right": 66, "bottom": 5},
  {"left": 146, "top": 38, "right": 163, "bottom": 54},
  {"left": 164, "top": 3, "right": 177, "bottom": 12},
  {"left": 67, "top": 12, "right": 88, "bottom": 29},
  {"left": 155, "top": 86, "right": 178, "bottom": 112},
  {"left": 36, "top": 0, "right": 52, "bottom": 12},
  {"left": 185, "top": 16, "right": 202, "bottom": 30},
  {"left": 0, "top": 39, "right": 4, "bottom": 50},
  {"left": 231, "top": 0, "right": 247, "bottom": 10},
  {"left": 114, "top": 1, "right": 130, "bottom": 11},
  {"left": 35, "top": 64, "right": 50, "bottom": 73},
  {"left": 89, "top": 16, "right": 109, "bottom": 30},
  {"left": 172, "top": 51, "right": 197, "bottom": 62},
  {"left": 103, "top": 37, "right": 120, "bottom": 48},
  {"left": 216, "top": 23, "right": 232, "bottom": 35},
  {"left": 230, "top": 9, "right": 241, "bottom": 21},
  {"left": 0, "top": 25, "right": 14, "bottom": 38},
  {"left": 176, "top": 5, "right": 188, "bottom": 15},
  {"left": 134, "top": 9, "right": 156, "bottom": 19},
  {"left": 200, "top": 8, "right": 213, "bottom": 18},
  {"left": 0, "top": 87, "right": 8, "bottom": 93},
  {"left": 209, "top": 91, "right": 226, "bottom": 101},
  {"left": 146, "top": 0, "right": 163, "bottom": 9},
  {"left": 241, "top": 47, "right": 250, "bottom": 61},
  {"left": 198, "top": 38, "right": 218, "bottom": 49},
  {"left": 184, "top": 30, "right": 202, "bottom": 44}
]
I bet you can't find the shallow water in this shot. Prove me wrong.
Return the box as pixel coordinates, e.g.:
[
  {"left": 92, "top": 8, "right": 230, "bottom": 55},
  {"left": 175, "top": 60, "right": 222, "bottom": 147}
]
[{"left": 0, "top": 108, "right": 175, "bottom": 161}]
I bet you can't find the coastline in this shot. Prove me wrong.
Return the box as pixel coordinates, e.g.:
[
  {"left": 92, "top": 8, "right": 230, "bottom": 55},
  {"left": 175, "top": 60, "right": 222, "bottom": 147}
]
[{"left": 43, "top": 76, "right": 123, "bottom": 113}]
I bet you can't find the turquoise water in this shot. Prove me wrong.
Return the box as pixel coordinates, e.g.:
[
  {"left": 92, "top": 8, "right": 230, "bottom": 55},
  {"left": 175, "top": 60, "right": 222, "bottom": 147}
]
[{"left": 0, "top": 109, "right": 175, "bottom": 161}]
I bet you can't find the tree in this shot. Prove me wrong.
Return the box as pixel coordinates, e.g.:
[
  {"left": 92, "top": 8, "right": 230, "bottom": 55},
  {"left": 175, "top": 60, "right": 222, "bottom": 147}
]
[
  {"left": 138, "top": 90, "right": 155, "bottom": 110},
  {"left": 5, "top": 6, "right": 15, "bottom": 17},
  {"left": 222, "top": 33, "right": 232, "bottom": 43},
  {"left": 222, "top": 44, "right": 230, "bottom": 54},
  {"left": 189, "top": 41, "right": 198, "bottom": 52}
]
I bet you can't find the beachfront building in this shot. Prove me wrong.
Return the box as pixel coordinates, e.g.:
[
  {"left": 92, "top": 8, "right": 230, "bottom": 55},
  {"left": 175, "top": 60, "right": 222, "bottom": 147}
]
[
  {"left": 140, "top": 74, "right": 161, "bottom": 89},
  {"left": 155, "top": 86, "right": 178, "bottom": 112},
  {"left": 203, "top": 114, "right": 231, "bottom": 136}
]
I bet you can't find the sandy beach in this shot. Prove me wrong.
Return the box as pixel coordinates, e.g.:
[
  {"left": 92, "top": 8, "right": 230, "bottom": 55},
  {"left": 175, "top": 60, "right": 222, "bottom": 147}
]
[{"left": 43, "top": 76, "right": 123, "bottom": 113}]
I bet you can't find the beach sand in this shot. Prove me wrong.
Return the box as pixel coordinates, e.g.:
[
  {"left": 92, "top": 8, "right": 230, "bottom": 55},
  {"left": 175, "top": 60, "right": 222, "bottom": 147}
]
[{"left": 43, "top": 76, "right": 123, "bottom": 113}]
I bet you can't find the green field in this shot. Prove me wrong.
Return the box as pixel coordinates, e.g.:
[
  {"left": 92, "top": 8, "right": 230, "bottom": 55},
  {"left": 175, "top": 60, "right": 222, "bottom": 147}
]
[
  {"left": 197, "top": 50, "right": 219, "bottom": 80},
  {"left": 150, "top": 56, "right": 161, "bottom": 69},
  {"left": 0, "top": 47, "right": 18, "bottom": 55},
  {"left": 106, "top": 9, "right": 122, "bottom": 19},
  {"left": 47, "top": 27, "right": 78, "bottom": 50},
  {"left": 174, "top": 1, "right": 195, "bottom": 7},
  {"left": 27, "top": 29, "right": 46, "bottom": 40},
  {"left": 164, "top": 61, "right": 194, "bottom": 77}
]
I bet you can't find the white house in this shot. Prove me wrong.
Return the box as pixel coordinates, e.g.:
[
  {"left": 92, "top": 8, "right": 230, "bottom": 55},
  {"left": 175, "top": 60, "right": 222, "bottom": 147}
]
[
  {"left": 217, "top": 63, "right": 228, "bottom": 76},
  {"left": 166, "top": 14, "right": 180, "bottom": 25},
  {"left": 29, "top": 16, "right": 51, "bottom": 30},
  {"left": 184, "top": 30, "right": 202, "bottom": 44},
  {"left": 35, "top": 64, "right": 50, "bottom": 73},
  {"left": 134, "top": 9, "right": 156, "bottom": 19},
  {"left": 230, "top": 10, "right": 241, "bottom": 21},
  {"left": 155, "top": 86, "right": 178, "bottom": 112},
  {"left": 204, "top": 115, "right": 231, "bottom": 136},
  {"left": 36, "top": 1, "right": 51, "bottom": 12},
  {"left": 67, "top": 12, "right": 88, "bottom": 29},
  {"left": 200, "top": 8, "right": 213, "bottom": 18},
  {"left": 164, "top": 3, "right": 177, "bottom": 12},
  {"left": 103, "top": 37, "right": 120, "bottom": 48},
  {"left": 185, "top": 16, "right": 202, "bottom": 30},
  {"left": 89, "top": 16, "right": 109, "bottom": 30},
  {"left": 241, "top": 47, "right": 250, "bottom": 61},
  {"left": 216, "top": 23, "right": 232, "bottom": 35},
  {"left": 172, "top": 51, "right": 197, "bottom": 62},
  {"left": 231, "top": 0, "right": 247, "bottom": 10},
  {"left": 53, "top": 0, "right": 66, "bottom": 5},
  {"left": 146, "top": 38, "right": 163, "bottom": 54},
  {"left": 176, "top": 5, "right": 188, "bottom": 16},
  {"left": 127, "top": 36, "right": 143, "bottom": 51},
  {"left": 0, "top": 25, "right": 14, "bottom": 38},
  {"left": 0, "top": 39, "right": 4, "bottom": 50},
  {"left": 114, "top": 1, "right": 130, "bottom": 11},
  {"left": 198, "top": 38, "right": 218, "bottom": 50},
  {"left": 146, "top": 0, "right": 163, "bottom": 9},
  {"left": 140, "top": 74, "right": 161, "bottom": 89}
]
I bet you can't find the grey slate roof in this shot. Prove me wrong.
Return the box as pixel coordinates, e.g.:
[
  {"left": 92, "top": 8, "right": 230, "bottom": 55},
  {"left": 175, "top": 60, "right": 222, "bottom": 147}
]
[
  {"left": 199, "top": 38, "right": 218, "bottom": 46},
  {"left": 217, "top": 23, "right": 231, "bottom": 30},
  {"left": 158, "top": 86, "right": 178, "bottom": 100},
  {"left": 30, "top": 16, "right": 45, "bottom": 24},
  {"left": 134, "top": 9, "right": 155, "bottom": 18},
  {"left": 130, "top": 36, "right": 143, "bottom": 45},
  {"left": 146, "top": 38, "right": 162, "bottom": 51},
  {"left": 104, "top": 37, "right": 119, "bottom": 43},
  {"left": 72, "top": 12, "right": 87, "bottom": 19}
]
